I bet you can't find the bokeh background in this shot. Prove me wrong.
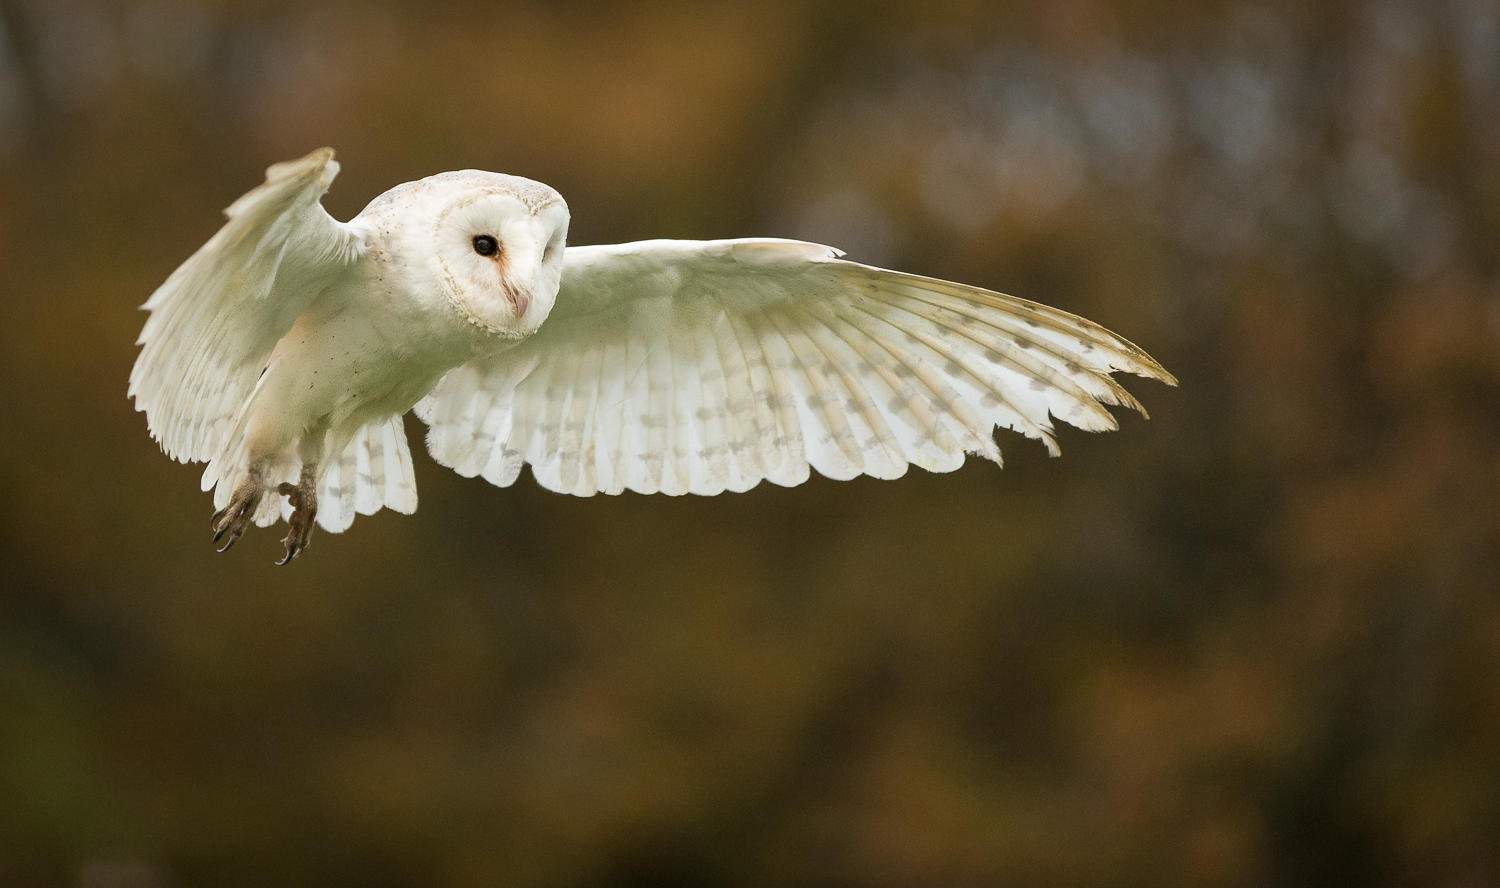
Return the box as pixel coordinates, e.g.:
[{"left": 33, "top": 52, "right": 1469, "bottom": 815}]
[{"left": 3, "top": 1, "right": 1499, "bottom": 885}]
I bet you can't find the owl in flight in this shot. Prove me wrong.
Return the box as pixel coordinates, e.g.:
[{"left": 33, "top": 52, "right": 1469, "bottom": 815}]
[{"left": 130, "top": 149, "right": 1175, "bottom": 563}]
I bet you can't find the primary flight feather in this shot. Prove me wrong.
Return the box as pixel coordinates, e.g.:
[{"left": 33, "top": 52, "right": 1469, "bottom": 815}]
[{"left": 130, "top": 149, "right": 1175, "bottom": 563}]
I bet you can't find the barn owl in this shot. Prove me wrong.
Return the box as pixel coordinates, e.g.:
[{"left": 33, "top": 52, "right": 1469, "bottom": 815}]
[{"left": 130, "top": 149, "right": 1175, "bottom": 563}]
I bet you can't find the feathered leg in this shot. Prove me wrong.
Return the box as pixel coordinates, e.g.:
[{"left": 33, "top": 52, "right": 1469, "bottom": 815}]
[
  {"left": 276, "top": 463, "right": 318, "bottom": 565},
  {"left": 211, "top": 471, "right": 264, "bottom": 553}
]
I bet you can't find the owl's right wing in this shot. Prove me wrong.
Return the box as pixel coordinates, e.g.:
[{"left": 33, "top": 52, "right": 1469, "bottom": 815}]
[
  {"left": 129, "top": 148, "right": 367, "bottom": 463},
  {"left": 417, "top": 238, "right": 1174, "bottom": 497}
]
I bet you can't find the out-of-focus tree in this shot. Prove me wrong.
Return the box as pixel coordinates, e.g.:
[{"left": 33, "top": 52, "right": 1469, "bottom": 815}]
[{"left": 1, "top": 1, "right": 1497, "bottom": 886}]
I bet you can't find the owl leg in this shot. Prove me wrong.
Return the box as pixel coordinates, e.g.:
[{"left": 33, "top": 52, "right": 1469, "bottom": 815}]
[
  {"left": 276, "top": 463, "right": 318, "bottom": 565},
  {"left": 211, "top": 474, "right": 264, "bottom": 553}
]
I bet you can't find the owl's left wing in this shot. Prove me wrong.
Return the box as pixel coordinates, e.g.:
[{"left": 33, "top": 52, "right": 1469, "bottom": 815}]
[
  {"left": 129, "top": 148, "right": 366, "bottom": 464},
  {"left": 416, "top": 238, "right": 1175, "bottom": 497}
]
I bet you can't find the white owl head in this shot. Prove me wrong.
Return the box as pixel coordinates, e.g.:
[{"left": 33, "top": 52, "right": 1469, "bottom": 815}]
[{"left": 427, "top": 172, "right": 570, "bottom": 338}]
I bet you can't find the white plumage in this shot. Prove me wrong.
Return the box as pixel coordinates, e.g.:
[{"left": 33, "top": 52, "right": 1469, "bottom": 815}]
[{"left": 130, "top": 149, "right": 1175, "bottom": 561}]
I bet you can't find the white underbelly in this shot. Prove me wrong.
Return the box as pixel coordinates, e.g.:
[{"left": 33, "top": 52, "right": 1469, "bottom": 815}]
[{"left": 249, "top": 316, "right": 446, "bottom": 460}]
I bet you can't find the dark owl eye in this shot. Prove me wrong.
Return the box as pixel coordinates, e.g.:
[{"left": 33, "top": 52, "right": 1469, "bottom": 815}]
[{"left": 472, "top": 235, "right": 499, "bottom": 257}]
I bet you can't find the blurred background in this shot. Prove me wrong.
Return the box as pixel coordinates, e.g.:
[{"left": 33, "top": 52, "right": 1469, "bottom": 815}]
[{"left": 2, "top": 0, "right": 1499, "bottom": 885}]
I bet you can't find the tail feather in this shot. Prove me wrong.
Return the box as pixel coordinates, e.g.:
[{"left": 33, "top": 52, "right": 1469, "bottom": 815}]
[{"left": 309, "top": 416, "right": 419, "bottom": 532}]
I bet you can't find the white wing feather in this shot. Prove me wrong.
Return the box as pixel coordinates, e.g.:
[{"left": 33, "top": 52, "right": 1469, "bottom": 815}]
[
  {"left": 417, "top": 238, "right": 1175, "bottom": 497},
  {"left": 128, "top": 148, "right": 366, "bottom": 463}
]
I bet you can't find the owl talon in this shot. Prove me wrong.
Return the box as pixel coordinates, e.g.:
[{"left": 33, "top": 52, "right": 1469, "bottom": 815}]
[
  {"left": 216, "top": 528, "right": 244, "bottom": 553},
  {"left": 210, "top": 482, "right": 262, "bottom": 554},
  {"left": 276, "top": 468, "right": 318, "bottom": 565},
  {"left": 276, "top": 542, "right": 302, "bottom": 566}
]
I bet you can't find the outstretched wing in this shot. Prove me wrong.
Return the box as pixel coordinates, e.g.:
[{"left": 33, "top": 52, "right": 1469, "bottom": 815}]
[
  {"left": 417, "top": 238, "right": 1175, "bottom": 497},
  {"left": 129, "top": 148, "right": 367, "bottom": 463}
]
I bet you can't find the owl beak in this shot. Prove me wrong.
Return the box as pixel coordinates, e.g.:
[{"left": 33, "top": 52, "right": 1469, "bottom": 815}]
[{"left": 507, "top": 290, "right": 530, "bottom": 319}]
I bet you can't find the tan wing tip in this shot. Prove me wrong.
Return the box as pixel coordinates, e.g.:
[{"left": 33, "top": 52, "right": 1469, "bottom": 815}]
[
  {"left": 223, "top": 148, "right": 340, "bottom": 216},
  {"left": 1137, "top": 356, "right": 1178, "bottom": 387},
  {"left": 1105, "top": 353, "right": 1174, "bottom": 419},
  {"left": 265, "top": 147, "right": 336, "bottom": 182},
  {"left": 1102, "top": 331, "right": 1177, "bottom": 387}
]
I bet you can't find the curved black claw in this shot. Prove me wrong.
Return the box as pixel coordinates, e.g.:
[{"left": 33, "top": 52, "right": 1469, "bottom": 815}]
[
  {"left": 276, "top": 479, "right": 316, "bottom": 566},
  {"left": 211, "top": 483, "right": 261, "bottom": 553}
]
